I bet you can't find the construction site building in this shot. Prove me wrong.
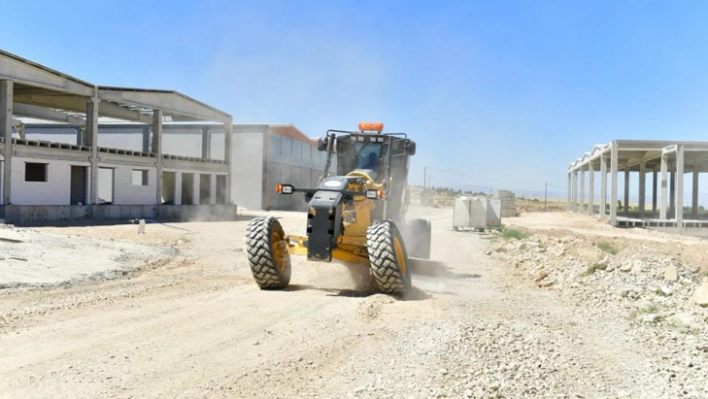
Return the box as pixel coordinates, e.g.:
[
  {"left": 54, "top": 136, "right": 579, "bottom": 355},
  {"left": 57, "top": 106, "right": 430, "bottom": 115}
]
[
  {"left": 568, "top": 140, "right": 708, "bottom": 230},
  {"left": 0, "top": 49, "right": 235, "bottom": 225},
  {"left": 20, "top": 122, "right": 332, "bottom": 213}
]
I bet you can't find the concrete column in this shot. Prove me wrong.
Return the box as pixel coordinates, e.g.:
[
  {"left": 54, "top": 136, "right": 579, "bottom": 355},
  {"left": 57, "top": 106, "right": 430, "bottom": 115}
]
[
  {"left": 75, "top": 127, "right": 83, "bottom": 146},
  {"left": 692, "top": 169, "right": 699, "bottom": 217},
  {"left": 660, "top": 155, "right": 667, "bottom": 220},
  {"left": 201, "top": 127, "right": 211, "bottom": 159},
  {"left": 142, "top": 126, "right": 150, "bottom": 153},
  {"left": 86, "top": 91, "right": 100, "bottom": 205},
  {"left": 639, "top": 162, "right": 646, "bottom": 218},
  {"left": 152, "top": 110, "right": 163, "bottom": 205},
  {"left": 652, "top": 168, "right": 658, "bottom": 214},
  {"left": 676, "top": 146, "right": 684, "bottom": 224},
  {"left": 193, "top": 173, "right": 200, "bottom": 205},
  {"left": 624, "top": 168, "right": 630, "bottom": 216},
  {"left": 567, "top": 172, "right": 572, "bottom": 211},
  {"left": 209, "top": 174, "right": 217, "bottom": 205},
  {"left": 174, "top": 172, "right": 182, "bottom": 205},
  {"left": 1, "top": 80, "right": 12, "bottom": 206},
  {"left": 224, "top": 122, "right": 232, "bottom": 204},
  {"left": 579, "top": 167, "right": 585, "bottom": 213},
  {"left": 588, "top": 161, "right": 595, "bottom": 215},
  {"left": 670, "top": 166, "right": 676, "bottom": 217},
  {"left": 600, "top": 153, "right": 607, "bottom": 218},
  {"left": 571, "top": 170, "right": 576, "bottom": 211},
  {"left": 610, "top": 142, "right": 618, "bottom": 225}
]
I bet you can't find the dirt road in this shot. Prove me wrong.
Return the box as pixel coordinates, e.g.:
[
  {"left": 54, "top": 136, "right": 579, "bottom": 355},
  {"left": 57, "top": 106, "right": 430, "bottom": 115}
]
[{"left": 0, "top": 207, "right": 673, "bottom": 398}]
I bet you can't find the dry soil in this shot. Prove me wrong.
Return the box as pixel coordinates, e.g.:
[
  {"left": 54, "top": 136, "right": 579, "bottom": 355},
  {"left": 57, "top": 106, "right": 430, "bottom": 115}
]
[{"left": 0, "top": 206, "right": 703, "bottom": 398}]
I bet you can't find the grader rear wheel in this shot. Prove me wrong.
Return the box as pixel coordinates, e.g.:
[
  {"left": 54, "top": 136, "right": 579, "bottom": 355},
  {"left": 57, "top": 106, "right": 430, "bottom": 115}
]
[
  {"left": 246, "top": 216, "right": 292, "bottom": 289},
  {"left": 366, "top": 220, "right": 411, "bottom": 297},
  {"left": 406, "top": 218, "right": 431, "bottom": 259}
]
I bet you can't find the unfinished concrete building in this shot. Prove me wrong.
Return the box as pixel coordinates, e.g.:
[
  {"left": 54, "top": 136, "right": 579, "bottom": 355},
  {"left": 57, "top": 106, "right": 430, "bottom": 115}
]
[
  {"left": 20, "top": 122, "right": 330, "bottom": 212},
  {"left": 567, "top": 140, "right": 708, "bottom": 228},
  {"left": 0, "top": 49, "right": 235, "bottom": 224}
]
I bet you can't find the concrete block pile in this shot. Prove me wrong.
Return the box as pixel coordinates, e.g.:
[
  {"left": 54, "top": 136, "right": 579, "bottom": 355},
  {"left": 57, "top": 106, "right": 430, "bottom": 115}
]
[{"left": 494, "top": 189, "right": 518, "bottom": 217}]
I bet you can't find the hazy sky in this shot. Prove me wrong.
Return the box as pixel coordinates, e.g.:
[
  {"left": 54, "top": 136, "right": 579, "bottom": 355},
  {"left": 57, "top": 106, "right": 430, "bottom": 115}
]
[{"left": 3, "top": 0, "right": 708, "bottom": 198}]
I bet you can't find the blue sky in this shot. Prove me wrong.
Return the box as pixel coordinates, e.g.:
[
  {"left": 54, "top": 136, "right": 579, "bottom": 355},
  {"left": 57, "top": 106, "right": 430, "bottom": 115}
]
[{"left": 3, "top": 0, "right": 708, "bottom": 199}]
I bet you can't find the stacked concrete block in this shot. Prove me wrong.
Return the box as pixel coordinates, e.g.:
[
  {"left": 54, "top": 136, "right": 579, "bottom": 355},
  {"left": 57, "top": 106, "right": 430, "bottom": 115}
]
[{"left": 494, "top": 189, "right": 518, "bottom": 217}]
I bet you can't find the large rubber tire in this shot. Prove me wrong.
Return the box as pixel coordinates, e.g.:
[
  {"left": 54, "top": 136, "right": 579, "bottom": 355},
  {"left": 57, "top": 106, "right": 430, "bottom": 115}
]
[
  {"left": 246, "top": 216, "right": 292, "bottom": 290},
  {"left": 367, "top": 220, "right": 411, "bottom": 297},
  {"left": 406, "top": 218, "right": 432, "bottom": 259}
]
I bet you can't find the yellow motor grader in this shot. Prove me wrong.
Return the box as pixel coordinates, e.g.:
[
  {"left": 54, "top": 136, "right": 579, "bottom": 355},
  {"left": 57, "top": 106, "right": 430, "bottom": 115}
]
[{"left": 245, "top": 122, "right": 431, "bottom": 297}]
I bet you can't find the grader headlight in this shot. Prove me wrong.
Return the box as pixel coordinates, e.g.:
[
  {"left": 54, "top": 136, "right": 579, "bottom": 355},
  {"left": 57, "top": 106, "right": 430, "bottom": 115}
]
[
  {"left": 275, "top": 184, "right": 294, "bottom": 194},
  {"left": 365, "top": 189, "right": 385, "bottom": 199}
]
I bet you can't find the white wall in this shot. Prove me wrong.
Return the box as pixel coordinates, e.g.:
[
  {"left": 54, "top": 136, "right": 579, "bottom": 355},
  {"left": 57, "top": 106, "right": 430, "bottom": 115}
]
[
  {"left": 230, "top": 131, "right": 264, "bottom": 209},
  {"left": 162, "top": 133, "right": 203, "bottom": 158},
  {"left": 97, "top": 129, "right": 145, "bottom": 152},
  {"left": 10, "top": 157, "right": 85, "bottom": 205},
  {"left": 103, "top": 164, "right": 158, "bottom": 205},
  {"left": 210, "top": 132, "right": 225, "bottom": 160},
  {"left": 25, "top": 126, "right": 78, "bottom": 145}
]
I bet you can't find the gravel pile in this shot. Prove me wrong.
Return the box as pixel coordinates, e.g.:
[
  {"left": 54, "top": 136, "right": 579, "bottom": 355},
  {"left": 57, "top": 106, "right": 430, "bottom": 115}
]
[{"left": 485, "top": 230, "right": 708, "bottom": 399}]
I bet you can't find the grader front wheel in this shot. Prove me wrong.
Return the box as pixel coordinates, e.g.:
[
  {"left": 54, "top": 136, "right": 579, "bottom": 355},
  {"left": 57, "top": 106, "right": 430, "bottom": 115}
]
[
  {"left": 246, "top": 216, "right": 292, "bottom": 289},
  {"left": 367, "top": 220, "right": 411, "bottom": 297}
]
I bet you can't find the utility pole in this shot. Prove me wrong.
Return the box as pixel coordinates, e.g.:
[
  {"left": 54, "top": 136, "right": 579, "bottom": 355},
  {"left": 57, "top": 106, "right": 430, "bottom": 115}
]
[{"left": 544, "top": 183, "right": 548, "bottom": 212}]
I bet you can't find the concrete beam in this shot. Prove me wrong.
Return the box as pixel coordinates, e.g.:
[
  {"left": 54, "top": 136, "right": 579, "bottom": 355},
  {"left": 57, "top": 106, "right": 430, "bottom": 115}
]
[
  {"left": 14, "top": 94, "right": 151, "bottom": 123},
  {"left": 162, "top": 159, "right": 227, "bottom": 174},
  {"left": 0, "top": 50, "right": 94, "bottom": 97},
  {"left": 152, "top": 110, "right": 164, "bottom": 205},
  {"left": 676, "top": 145, "right": 684, "bottom": 224},
  {"left": 100, "top": 102, "right": 152, "bottom": 124},
  {"left": 15, "top": 145, "right": 91, "bottom": 163},
  {"left": 98, "top": 88, "right": 231, "bottom": 124},
  {"left": 616, "top": 140, "right": 708, "bottom": 152},
  {"left": 610, "top": 142, "right": 618, "bottom": 225},
  {"left": 1, "top": 80, "right": 13, "bottom": 205},
  {"left": 662, "top": 145, "right": 678, "bottom": 156},
  {"left": 13, "top": 103, "right": 85, "bottom": 125}
]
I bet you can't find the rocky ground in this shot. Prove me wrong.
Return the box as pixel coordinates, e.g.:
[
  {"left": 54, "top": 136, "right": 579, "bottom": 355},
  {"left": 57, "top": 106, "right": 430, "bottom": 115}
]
[
  {"left": 487, "top": 215, "right": 708, "bottom": 399},
  {"left": 0, "top": 206, "right": 706, "bottom": 398}
]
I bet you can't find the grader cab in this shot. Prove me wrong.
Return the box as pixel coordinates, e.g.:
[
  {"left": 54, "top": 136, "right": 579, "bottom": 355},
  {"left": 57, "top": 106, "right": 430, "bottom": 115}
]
[{"left": 245, "top": 122, "right": 432, "bottom": 297}]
